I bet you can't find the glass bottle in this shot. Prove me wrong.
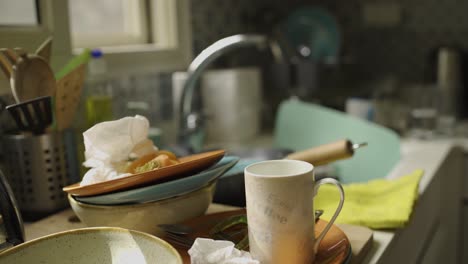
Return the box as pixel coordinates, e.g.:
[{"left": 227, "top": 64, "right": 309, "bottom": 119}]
[{"left": 85, "top": 49, "right": 114, "bottom": 128}]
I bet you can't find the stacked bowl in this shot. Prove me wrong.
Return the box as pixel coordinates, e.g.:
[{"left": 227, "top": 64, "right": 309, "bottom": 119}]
[{"left": 63, "top": 150, "right": 238, "bottom": 235}]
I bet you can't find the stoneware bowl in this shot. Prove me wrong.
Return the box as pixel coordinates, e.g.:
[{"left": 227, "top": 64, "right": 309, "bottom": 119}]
[
  {"left": 0, "top": 227, "right": 182, "bottom": 264},
  {"left": 68, "top": 183, "right": 215, "bottom": 236}
]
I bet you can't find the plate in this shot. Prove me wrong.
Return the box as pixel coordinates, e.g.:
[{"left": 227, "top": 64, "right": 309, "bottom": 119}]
[
  {"left": 0, "top": 227, "right": 182, "bottom": 263},
  {"left": 75, "top": 156, "right": 239, "bottom": 205},
  {"left": 63, "top": 150, "right": 225, "bottom": 197},
  {"left": 284, "top": 7, "right": 340, "bottom": 63},
  {"left": 162, "top": 209, "right": 351, "bottom": 264}
]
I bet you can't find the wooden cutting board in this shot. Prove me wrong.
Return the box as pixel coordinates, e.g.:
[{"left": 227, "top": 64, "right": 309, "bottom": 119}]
[{"left": 337, "top": 223, "right": 374, "bottom": 264}]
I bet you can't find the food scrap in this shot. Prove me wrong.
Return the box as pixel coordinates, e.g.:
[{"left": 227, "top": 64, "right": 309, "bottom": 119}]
[{"left": 127, "top": 150, "right": 180, "bottom": 174}]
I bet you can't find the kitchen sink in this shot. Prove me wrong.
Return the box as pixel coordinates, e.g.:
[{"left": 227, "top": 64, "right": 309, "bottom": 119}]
[{"left": 212, "top": 99, "right": 401, "bottom": 206}]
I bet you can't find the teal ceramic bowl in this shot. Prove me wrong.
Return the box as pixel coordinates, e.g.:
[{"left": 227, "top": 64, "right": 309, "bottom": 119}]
[{"left": 75, "top": 156, "right": 239, "bottom": 205}]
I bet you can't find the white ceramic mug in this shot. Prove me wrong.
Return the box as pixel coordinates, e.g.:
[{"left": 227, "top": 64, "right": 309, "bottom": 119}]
[{"left": 245, "top": 160, "right": 344, "bottom": 264}]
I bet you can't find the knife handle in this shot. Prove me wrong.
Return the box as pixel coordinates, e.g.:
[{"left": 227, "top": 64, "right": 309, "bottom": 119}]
[{"left": 285, "top": 139, "right": 355, "bottom": 166}]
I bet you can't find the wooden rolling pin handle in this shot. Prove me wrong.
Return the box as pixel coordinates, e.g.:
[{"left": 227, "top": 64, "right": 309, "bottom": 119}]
[{"left": 285, "top": 139, "right": 354, "bottom": 166}]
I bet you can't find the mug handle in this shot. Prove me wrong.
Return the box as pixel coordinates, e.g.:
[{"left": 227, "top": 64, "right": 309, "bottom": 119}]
[{"left": 313, "top": 177, "right": 345, "bottom": 254}]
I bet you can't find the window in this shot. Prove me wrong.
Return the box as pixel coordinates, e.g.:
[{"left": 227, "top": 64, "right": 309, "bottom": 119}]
[
  {"left": 66, "top": 0, "right": 192, "bottom": 75},
  {"left": 0, "top": 0, "right": 192, "bottom": 79},
  {"left": 68, "top": 0, "right": 148, "bottom": 48},
  {"left": 68, "top": 0, "right": 149, "bottom": 48},
  {"left": 0, "top": 0, "right": 38, "bottom": 26}
]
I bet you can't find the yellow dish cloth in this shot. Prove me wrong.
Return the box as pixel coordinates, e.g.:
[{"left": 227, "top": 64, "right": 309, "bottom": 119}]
[{"left": 314, "top": 169, "right": 423, "bottom": 229}]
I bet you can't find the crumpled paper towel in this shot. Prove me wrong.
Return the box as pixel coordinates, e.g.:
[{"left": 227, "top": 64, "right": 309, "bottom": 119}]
[
  {"left": 80, "top": 115, "right": 157, "bottom": 186},
  {"left": 188, "top": 238, "right": 259, "bottom": 264}
]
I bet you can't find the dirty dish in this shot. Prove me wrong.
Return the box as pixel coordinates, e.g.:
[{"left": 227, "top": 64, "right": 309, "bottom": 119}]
[
  {"left": 161, "top": 209, "right": 351, "bottom": 264},
  {"left": 75, "top": 156, "right": 238, "bottom": 205},
  {"left": 68, "top": 183, "right": 216, "bottom": 235},
  {"left": 63, "top": 149, "right": 225, "bottom": 196},
  {"left": 244, "top": 160, "right": 344, "bottom": 263},
  {"left": 0, "top": 227, "right": 182, "bottom": 264},
  {"left": 158, "top": 209, "right": 324, "bottom": 238}
]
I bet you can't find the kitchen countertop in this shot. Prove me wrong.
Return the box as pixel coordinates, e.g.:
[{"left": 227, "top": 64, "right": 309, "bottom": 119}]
[
  {"left": 22, "top": 138, "right": 463, "bottom": 263},
  {"left": 24, "top": 204, "right": 240, "bottom": 241},
  {"left": 362, "top": 138, "right": 462, "bottom": 263},
  {"left": 24, "top": 203, "right": 373, "bottom": 263}
]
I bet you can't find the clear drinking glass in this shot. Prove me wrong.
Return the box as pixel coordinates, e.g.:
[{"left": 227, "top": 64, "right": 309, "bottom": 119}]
[{"left": 407, "top": 85, "right": 439, "bottom": 139}]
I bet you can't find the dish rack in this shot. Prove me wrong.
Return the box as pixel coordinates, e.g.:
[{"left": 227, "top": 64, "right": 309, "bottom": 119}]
[{"left": 0, "top": 130, "right": 79, "bottom": 218}]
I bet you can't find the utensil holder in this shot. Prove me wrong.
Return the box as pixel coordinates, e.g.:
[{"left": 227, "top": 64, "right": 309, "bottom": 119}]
[{"left": 0, "top": 130, "right": 79, "bottom": 217}]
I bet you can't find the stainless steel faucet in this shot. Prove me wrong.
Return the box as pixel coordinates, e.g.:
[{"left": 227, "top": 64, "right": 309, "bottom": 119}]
[{"left": 178, "top": 34, "right": 268, "bottom": 152}]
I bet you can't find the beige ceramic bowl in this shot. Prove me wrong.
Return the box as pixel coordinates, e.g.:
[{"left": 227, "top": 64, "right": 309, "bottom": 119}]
[
  {"left": 68, "top": 183, "right": 215, "bottom": 236},
  {"left": 0, "top": 227, "right": 182, "bottom": 264}
]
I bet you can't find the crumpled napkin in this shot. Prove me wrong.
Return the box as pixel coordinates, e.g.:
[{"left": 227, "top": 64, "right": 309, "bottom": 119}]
[
  {"left": 188, "top": 238, "right": 259, "bottom": 264},
  {"left": 80, "top": 115, "right": 157, "bottom": 186},
  {"left": 314, "top": 169, "right": 423, "bottom": 229}
]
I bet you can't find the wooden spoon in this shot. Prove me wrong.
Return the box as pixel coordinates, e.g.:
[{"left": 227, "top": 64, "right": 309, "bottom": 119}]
[
  {"left": 0, "top": 48, "right": 17, "bottom": 78},
  {"left": 0, "top": 49, "right": 19, "bottom": 102},
  {"left": 12, "top": 53, "right": 56, "bottom": 103}
]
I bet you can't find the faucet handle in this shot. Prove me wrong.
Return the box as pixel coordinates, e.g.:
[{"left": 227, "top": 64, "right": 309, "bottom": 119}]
[
  {"left": 179, "top": 112, "right": 207, "bottom": 153},
  {"left": 186, "top": 112, "right": 205, "bottom": 130}
]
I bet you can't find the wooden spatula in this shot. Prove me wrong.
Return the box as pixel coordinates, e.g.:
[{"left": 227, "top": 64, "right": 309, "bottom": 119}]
[{"left": 55, "top": 64, "right": 86, "bottom": 131}]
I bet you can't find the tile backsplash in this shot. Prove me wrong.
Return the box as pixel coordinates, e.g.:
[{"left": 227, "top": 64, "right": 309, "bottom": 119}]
[
  {"left": 4, "top": 1, "right": 467, "bottom": 139},
  {"left": 189, "top": 0, "right": 468, "bottom": 85},
  {"left": 87, "top": 0, "right": 468, "bottom": 134},
  {"left": 191, "top": 0, "right": 260, "bottom": 54},
  {"left": 332, "top": 0, "right": 468, "bottom": 83},
  {"left": 190, "top": 0, "right": 468, "bottom": 83}
]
